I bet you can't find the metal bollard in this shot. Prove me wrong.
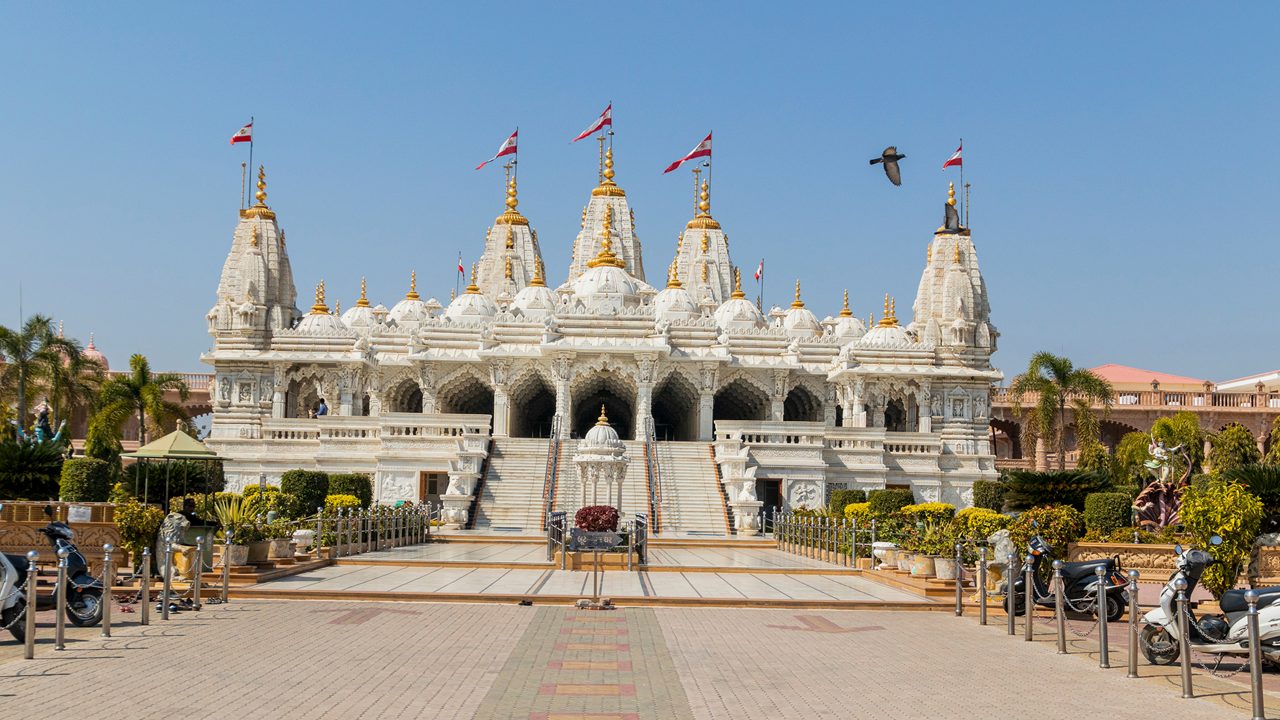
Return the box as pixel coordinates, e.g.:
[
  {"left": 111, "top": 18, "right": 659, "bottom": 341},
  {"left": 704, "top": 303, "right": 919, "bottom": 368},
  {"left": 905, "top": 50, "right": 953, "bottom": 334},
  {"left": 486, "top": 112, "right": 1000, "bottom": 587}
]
[
  {"left": 1053, "top": 560, "right": 1066, "bottom": 654},
  {"left": 55, "top": 548, "right": 69, "bottom": 650},
  {"left": 1007, "top": 552, "right": 1017, "bottom": 636},
  {"left": 978, "top": 546, "right": 988, "bottom": 625},
  {"left": 1246, "top": 590, "right": 1266, "bottom": 720},
  {"left": 221, "top": 531, "right": 232, "bottom": 604},
  {"left": 850, "top": 519, "right": 858, "bottom": 567},
  {"left": 192, "top": 536, "right": 203, "bottom": 611},
  {"left": 314, "top": 507, "right": 323, "bottom": 557},
  {"left": 954, "top": 544, "right": 964, "bottom": 616},
  {"left": 141, "top": 547, "right": 152, "bottom": 625},
  {"left": 161, "top": 541, "right": 173, "bottom": 621},
  {"left": 101, "top": 544, "right": 114, "bottom": 637},
  {"left": 1095, "top": 565, "right": 1109, "bottom": 667},
  {"left": 23, "top": 551, "right": 37, "bottom": 659},
  {"left": 1024, "top": 554, "right": 1035, "bottom": 641},
  {"left": 1126, "top": 570, "right": 1140, "bottom": 678},
  {"left": 1174, "top": 577, "right": 1193, "bottom": 698}
]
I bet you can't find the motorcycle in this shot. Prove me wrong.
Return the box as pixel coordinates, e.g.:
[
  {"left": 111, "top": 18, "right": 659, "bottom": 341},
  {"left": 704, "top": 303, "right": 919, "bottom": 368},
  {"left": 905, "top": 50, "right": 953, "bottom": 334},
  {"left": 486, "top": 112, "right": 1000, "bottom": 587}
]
[
  {"left": 1004, "top": 533, "right": 1130, "bottom": 622},
  {"left": 0, "top": 504, "right": 105, "bottom": 642},
  {"left": 1140, "top": 536, "right": 1280, "bottom": 665}
]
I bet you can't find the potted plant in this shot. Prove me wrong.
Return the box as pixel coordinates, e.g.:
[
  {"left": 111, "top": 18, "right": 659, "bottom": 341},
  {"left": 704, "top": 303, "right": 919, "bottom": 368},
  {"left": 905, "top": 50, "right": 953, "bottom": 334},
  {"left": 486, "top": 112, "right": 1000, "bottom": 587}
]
[
  {"left": 240, "top": 522, "right": 271, "bottom": 563},
  {"left": 212, "top": 495, "right": 253, "bottom": 567},
  {"left": 929, "top": 524, "right": 960, "bottom": 580},
  {"left": 266, "top": 520, "right": 295, "bottom": 559}
]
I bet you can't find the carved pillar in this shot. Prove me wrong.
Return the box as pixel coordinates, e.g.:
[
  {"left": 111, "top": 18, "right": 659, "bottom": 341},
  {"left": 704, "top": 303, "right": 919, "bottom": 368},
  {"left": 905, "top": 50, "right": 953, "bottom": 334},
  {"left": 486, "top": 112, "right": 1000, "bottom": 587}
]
[
  {"left": 697, "top": 364, "right": 717, "bottom": 441},
  {"left": 870, "top": 393, "right": 886, "bottom": 429},
  {"left": 552, "top": 356, "right": 572, "bottom": 438},
  {"left": 418, "top": 364, "right": 438, "bottom": 414},
  {"left": 770, "top": 370, "right": 788, "bottom": 422},
  {"left": 635, "top": 356, "right": 656, "bottom": 439},
  {"left": 338, "top": 368, "right": 355, "bottom": 416},
  {"left": 491, "top": 361, "right": 510, "bottom": 437},
  {"left": 271, "top": 365, "right": 287, "bottom": 419},
  {"left": 850, "top": 379, "right": 867, "bottom": 428},
  {"left": 823, "top": 385, "right": 837, "bottom": 427}
]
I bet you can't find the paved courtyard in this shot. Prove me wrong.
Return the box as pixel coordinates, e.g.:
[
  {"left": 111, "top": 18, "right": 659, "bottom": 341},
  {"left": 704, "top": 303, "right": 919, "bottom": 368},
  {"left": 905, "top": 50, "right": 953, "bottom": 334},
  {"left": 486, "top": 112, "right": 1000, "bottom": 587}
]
[
  {"left": 0, "top": 599, "right": 1262, "bottom": 719},
  {"left": 344, "top": 541, "right": 844, "bottom": 571}
]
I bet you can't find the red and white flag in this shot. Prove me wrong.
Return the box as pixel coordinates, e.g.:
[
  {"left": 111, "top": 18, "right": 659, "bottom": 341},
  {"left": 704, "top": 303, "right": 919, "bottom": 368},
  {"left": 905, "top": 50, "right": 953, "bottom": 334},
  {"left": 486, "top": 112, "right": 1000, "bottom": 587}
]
[
  {"left": 457, "top": 258, "right": 465, "bottom": 274},
  {"left": 476, "top": 129, "right": 518, "bottom": 170},
  {"left": 572, "top": 103, "right": 612, "bottom": 142},
  {"left": 942, "top": 142, "right": 963, "bottom": 169},
  {"left": 229, "top": 121, "right": 253, "bottom": 145},
  {"left": 754, "top": 259, "right": 764, "bottom": 281},
  {"left": 663, "top": 132, "right": 712, "bottom": 174}
]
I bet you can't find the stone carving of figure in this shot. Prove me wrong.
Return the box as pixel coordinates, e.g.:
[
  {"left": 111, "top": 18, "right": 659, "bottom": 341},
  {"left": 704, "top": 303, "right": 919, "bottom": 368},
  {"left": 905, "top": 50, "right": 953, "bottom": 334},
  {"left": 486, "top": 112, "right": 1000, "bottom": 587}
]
[
  {"left": 238, "top": 383, "right": 252, "bottom": 403},
  {"left": 931, "top": 393, "right": 943, "bottom": 417},
  {"left": 699, "top": 365, "right": 717, "bottom": 393},
  {"left": 552, "top": 356, "right": 573, "bottom": 382},
  {"left": 219, "top": 377, "right": 231, "bottom": 402}
]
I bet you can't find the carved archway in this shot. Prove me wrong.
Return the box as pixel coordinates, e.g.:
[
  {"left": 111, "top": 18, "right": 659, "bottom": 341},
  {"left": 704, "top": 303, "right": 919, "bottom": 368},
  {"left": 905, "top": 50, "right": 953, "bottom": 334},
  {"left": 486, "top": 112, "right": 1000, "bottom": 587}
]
[
  {"left": 714, "top": 377, "right": 769, "bottom": 422},
  {"left": 509, "top": 367, "right": 556, "bottom": 438},
  {"left": 652, "top": 369, "right": 699, "bottom": 441},
  {"left": 437, "top": 369, "right": 494, "bottom": 418},
  {"left": 385, "top": 377, "right": 423, "bottom": 413},
  {"left": 784, "top": 384, "right": 822, "bottom": 422},
  {"left": 571, "top": 371, "right": 636, "bottom": 440},
  {"left": 990, "top": 417, "right": 1022, "bottom": 459}
]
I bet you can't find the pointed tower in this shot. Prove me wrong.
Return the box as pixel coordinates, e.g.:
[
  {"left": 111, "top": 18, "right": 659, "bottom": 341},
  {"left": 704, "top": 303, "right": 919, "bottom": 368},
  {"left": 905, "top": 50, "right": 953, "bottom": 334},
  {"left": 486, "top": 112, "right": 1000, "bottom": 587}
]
[
  {"left": 910, "top": 183, "right": 997, "bottom": 350},
  {"left": 475, "top": 166, "right": 545, "bottom": 298},
  {"left": 675, "top": 177, "right": 735, "bottom": 305},
  {"left": 563, "top": 145, "right": 646, "bottom": 284},
  {"left": 207, "top": 165, "right": 300, "bottom": 345}
]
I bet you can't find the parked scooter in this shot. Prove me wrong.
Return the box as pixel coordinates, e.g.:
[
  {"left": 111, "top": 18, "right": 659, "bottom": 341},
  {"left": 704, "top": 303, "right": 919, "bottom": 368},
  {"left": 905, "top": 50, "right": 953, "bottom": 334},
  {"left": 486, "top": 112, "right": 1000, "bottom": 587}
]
[
  {"left": 1005, "top": 533, "right": 1130, "bottom": 622},
  {"left": 1140, "top": 536, "right": 1280, "bottom": 665},
  {"left": 0, "top": 505, "right": 105, "bottom": 642}
]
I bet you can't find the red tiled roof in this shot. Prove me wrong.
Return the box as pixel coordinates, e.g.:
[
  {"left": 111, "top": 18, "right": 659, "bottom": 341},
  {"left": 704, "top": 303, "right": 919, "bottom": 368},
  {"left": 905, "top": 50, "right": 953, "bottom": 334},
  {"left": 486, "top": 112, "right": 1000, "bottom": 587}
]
[{"left": 1088, "top": 364, "right": 1208, "bottom": 386}]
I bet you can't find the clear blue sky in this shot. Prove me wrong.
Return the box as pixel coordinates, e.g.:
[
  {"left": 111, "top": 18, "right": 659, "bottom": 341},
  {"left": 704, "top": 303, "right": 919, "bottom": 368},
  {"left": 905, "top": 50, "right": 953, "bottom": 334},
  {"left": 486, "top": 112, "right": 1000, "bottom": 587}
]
[{"left": 2, "top": 3, "right": 1276, "bottom": 381}]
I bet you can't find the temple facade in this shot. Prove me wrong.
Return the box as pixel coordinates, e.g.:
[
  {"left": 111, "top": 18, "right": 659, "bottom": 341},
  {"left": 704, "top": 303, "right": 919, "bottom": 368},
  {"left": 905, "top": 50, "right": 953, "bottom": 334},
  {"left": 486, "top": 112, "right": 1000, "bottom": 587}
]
[{"left": 203, "top": 153, "right": 1002, "bottom": 535}]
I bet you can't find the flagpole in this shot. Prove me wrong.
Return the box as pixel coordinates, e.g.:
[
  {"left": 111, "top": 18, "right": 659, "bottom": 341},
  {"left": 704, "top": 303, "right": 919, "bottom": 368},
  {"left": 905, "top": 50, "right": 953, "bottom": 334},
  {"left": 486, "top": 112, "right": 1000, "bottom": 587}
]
[
  {"left": 248, "top": 116, "right": 254, "bottom": 191},
  {"left": 757, "top": 259, "right": 764, "bottom": 311},
  {"left": 958, "top": 138, "right": 964, "bottom": 226},
  {"left": 691, "top": 166, "right": 701, "bottom": 215},
  {"left": 456, "top": 251, "right": 462, "bottom": 298},
  {"left": 240, "top": 162, "right": 247, "bottom": 210}
]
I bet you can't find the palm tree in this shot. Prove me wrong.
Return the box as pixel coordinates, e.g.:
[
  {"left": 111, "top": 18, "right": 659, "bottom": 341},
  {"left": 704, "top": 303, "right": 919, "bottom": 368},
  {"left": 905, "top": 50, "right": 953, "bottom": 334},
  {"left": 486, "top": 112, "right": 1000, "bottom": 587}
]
[
  {"left": 1009, "top": 352, "right": 1114, "bottom": 471},
  {"left": 0, "top": 315, "right": 81, "bottom": 428},
  {"left": 90, "top": 354, "right": 189, "bottom": 447},
  {"left": 45, "top": 341, "right": 105, "bottom": 426}
]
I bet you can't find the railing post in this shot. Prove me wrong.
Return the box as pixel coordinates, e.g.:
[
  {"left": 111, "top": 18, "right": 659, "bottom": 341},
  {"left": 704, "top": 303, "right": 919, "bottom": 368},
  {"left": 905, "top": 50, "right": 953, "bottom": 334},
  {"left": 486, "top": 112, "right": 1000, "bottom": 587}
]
[
  {"left": 23, "top": 551, "right": 37, "bottom": 659},
  {"left": 314, "top": 507, "right": 323, "bottom": 558},
  {"left": 978, "top": 546, "right": 988, "bottom": 625},
  {"left": 1053, "top": 560, "right": 1066, "bottom": 654},
  {"left": 954, "top": 543, "right": 964, "bottom": 617},
  {"left": 192, "top": 536, "right": 203, "bottom": 612},
  {"left": 1247, "top": 590, "right": 1266, "bottom": 720},
  {"left": 1126, "top": 570, "right": 1140, "bottom": 678},
  {"left": 221, "top": 530, "right": 231, "bottom": 604},
  {"left": 1174, "top": 577, "right": 1193, "bottom": 698},
  {"left": 55, "top": 548, "right": 69, "bottom": 650},
  {"left": 141, "top": 547, "right": 152, "bottom": 625},
  {"left": 161, "top": 540, "right": 173, "bottom": 621},
  {"left": 1095, "top": 565, "right": 1109, "bottom": 668},
  {"left": 101, "top": 543, "right": 114, "bottom": 636},
  {"left": 1024, "top": 554, "right": 1035, "bottom": 642},
  {"left": 1006, "top": 552, "right": 1017, "bottom": 636}
]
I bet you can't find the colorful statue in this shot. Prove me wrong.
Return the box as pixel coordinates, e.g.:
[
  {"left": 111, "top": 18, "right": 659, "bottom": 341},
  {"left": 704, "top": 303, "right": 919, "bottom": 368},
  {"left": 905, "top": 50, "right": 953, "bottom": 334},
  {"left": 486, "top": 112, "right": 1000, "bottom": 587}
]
[
  {"left": 1134, "top": 441, "right": 1191, "bottom": 529},
  {"left": 10, "top": 400, "right": 67, "bottom": 446}
]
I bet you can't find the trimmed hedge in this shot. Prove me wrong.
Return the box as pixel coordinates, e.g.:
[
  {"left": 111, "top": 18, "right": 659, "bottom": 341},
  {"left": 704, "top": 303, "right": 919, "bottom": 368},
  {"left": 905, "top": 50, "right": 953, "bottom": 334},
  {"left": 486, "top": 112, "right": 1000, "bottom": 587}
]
[
  {"left": 972, "top": 480, "right": 1005, "bottom": 511},
  {"left": 828, "top": 488, "right": 866, "bottom": 514},
  {"left": 280, "top": 470, "right": 329, "bottom": 517},
  {"left": 867, "top": 488, "right": 915, "bottom": 517},
  {"left": 329, "top": 473, "right": 373, "bottom": 508},
  {"left": 1083, "top": 492, "right": 1132, "bottom": 534},
  {"left": 60, "top": 458, "right": 112, "bottom": 502},
  {"left": 324, "top": 494, "right": 361, "bottom": 514}
]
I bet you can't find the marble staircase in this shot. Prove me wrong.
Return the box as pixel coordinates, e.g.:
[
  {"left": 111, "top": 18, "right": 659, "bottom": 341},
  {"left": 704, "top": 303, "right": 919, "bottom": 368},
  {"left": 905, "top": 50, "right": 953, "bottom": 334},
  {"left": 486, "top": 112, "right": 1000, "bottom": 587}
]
[
  {"left": 652, "top": 441, "right": 731, "bottom": 536},
  {"left": 474, "top": 437, "right": 551, "bottom": 532}
]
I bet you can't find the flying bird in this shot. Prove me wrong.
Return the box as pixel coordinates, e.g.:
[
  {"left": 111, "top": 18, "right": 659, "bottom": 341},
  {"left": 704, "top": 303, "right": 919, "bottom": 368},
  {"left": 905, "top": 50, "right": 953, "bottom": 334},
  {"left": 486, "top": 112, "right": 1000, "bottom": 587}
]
[{"left": 869, "top": 147, "right": 906, "bottom": 186}]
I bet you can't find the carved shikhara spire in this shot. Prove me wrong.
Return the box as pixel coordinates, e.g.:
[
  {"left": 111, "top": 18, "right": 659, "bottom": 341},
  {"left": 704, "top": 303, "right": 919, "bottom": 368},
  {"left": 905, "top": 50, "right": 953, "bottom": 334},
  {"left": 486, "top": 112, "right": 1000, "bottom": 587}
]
[
  {"left": 791, "top": 279, "right": 805, "bottom": 309},
  {"left": 405, "top": 270, "right": 420, "bottom": 301},
  {"left": 587, "top": 204, "right": 625, "bottom": 268},
  {"left": 840, "top": 289, "right": 852, "bottom": 317},
  {"left": 466, "top": 262, "right": 481, "bottom": 294},
  {"left": 731, "top": 267, "right": 746, "bottom": 299},
  {"left": 356, "top": 277, "right": 370, "bottom": 307},
  {"left": 310, "top": 280, "right": 329, "bottom": 315}
]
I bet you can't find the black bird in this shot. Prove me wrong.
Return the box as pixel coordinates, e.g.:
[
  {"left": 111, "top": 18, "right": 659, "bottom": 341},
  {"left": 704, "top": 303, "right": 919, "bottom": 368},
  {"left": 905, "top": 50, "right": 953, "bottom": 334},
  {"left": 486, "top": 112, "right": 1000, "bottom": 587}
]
[{"left": 869, "top": 146, "right": 906, "bottom": 186}]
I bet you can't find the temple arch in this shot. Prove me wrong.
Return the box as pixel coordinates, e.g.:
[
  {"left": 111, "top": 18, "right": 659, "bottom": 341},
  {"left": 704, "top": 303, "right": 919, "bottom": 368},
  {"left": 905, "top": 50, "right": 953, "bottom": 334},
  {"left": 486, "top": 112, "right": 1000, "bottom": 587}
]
[
  {"left": 509, "top": 368, "right": 557, "bottom": 438},
  {"left": 714, "top": 377, "right": 769, "bottom": 422},
  {"left": 652, "top": 370, "right": 699, "bottom": 441},
  {"left": 571, "top": 371, "right": 636, "bottom": 440},
  {"left": 784, "top": 384, "right": 823, "bottom": 422},
  {"left": 437, "top": 369, "right": 495, "bottom": 419},
  {"left": 385, "top": 377, "right": 423, "bottom": 413}
]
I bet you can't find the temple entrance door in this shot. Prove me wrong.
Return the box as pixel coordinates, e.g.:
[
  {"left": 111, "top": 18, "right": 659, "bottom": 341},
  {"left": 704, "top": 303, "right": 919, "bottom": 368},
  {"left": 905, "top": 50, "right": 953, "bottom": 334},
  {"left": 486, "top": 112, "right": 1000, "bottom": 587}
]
[
  {"left": 756, "top": 478, "right": 782, "bottom": 517},
  {"left": 571, "top": 371, "right": 636, "bottom": 440},
  {"left": 509, "top": 371, "right": 557, "bottom": 438},
  {"left": 652, "top": 371, "right": 699, "bottom": 441},
  {"left": 419, "top": 472, "right": 446, "bottom": 505}
]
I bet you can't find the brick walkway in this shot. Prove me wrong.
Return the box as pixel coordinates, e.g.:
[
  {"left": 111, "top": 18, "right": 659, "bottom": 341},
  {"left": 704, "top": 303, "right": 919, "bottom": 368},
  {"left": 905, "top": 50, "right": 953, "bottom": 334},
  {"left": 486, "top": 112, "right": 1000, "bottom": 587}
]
[{"left": 0, "top": 599, "right": 1258, "bottom": 719}]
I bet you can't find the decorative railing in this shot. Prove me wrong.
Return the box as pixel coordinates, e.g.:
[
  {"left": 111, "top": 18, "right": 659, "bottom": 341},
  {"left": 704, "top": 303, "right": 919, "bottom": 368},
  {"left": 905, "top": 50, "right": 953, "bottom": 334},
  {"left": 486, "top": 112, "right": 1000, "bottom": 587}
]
[
  {"left": 316, "top": 502, "right": 440, "bottom": 558},
  {"left": 541, "top": 416, "right": 562, "bottom": 529},
  {"left": 713, "top": 420, "right": 827, "bottom": 447},
  {"left": 774, "top": 511, "right": 876, "bottom": 567},
  {"left": 643, "top": 416, "right": 662, "bottom": 533},
  {"left": 992, "top": 387, "right": 1280, "bottom": 411}
]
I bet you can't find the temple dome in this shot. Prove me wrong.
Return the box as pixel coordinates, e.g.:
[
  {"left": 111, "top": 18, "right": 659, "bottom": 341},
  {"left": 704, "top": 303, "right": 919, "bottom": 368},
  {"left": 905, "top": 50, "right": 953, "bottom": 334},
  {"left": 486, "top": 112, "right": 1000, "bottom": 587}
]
[
  {"left": 714, "top": 296, "right": 765, "bottom": 331},
  {"left": 780, "top": 281, "right": 819, "bottom": 337},
  {"left": 858, "top": 296, "right": 911, "bottom": 346},
  {"left": 829, "top": 314, "right": 867, "bottom": 340},
  {"left": 653, "top": 285, "right": 698, "bottom": 320},
  {"left": 387, "top": 273, "right": 429, "bottom": 327},
  {"left": 581, "top": 406, "right": 625, "bottom": 454},
  {"left": 341, "top": 278, "right": 377, "bottom": 329},
  {"left": 83, "top": 334, "right": 108, "bottom": 371},
  {"left": 445, "top": 270, "right": 498, "bottom": 321},
  {"left": 571, "top": 264, "right": 651, "bottom": 312},
  {"left": 512, "top": 283, "right": 557, "bottom": 318},
  {"left": 296, "top": 281, "right": 349, "bottom": 334}
]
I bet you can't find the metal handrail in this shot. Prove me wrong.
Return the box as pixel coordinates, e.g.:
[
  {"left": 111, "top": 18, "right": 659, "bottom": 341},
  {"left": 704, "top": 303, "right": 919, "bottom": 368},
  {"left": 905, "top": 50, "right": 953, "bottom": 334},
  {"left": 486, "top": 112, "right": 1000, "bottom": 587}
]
[
  {"left": 643, "top": 416, "right": 662, "bottom": 534},
  {"left": 541, "top": 416, "right": 562, "bottom": 525}
]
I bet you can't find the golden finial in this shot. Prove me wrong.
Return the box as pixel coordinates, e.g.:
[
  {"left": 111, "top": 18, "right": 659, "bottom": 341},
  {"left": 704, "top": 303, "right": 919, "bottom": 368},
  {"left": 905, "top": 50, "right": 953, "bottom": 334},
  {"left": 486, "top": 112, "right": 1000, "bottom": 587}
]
[
  {"left": 603, "top": 147, "right": 615, "bottom": 183},
  {"left": 450, "top": 288, "right": 456, "bottom": 301},
  {"left": 667, "top": 258, "right": 682, "bottom": 289},
  {"left": 466, "top": 263, "right": 480, "bottom": 294},
  {"left": 953, "top": 242, "right": 962, "bottom": 263},
  {"left": 333, "top": 300, "right": 341, "bottom": 316},
  {"left": 506, "top": 175, "right": 518, "bottom": 212},
  {"left": 701, "top": 262, "right": 709, "bottom": 283},
  {"left": 732, "top": 267, "right": 746, "bottom": 299},
  {"left": 242, "top": 165, "right": 276, "bottom": 220},
  {"left": 840, "top": 289, "right": 852, "bottom": 317},
  {"left": 877, "top": 293, "right": 899, "bottom": 327},
  {"left": 947, "top": 181, "right": 957, "bottom": 207},
  {"left": 505, "top": 225, "right": 514, "bottom": 250},
  {"left": 255, "top": 165, "right": 267, "bottom": 206},
  {"left": 494, "top": 167, "right": 528, "bottom": 225},
  {"left": 791, "top": 279, "right": 805, "bottom": 309},
  {"left": 597, "top": 403, "right": 610, "bottom": 426},
  {"left": 587, "top": 204, "right": 625, "bottom": 268},
  {"left": 250, "top": 224, "right": 260, "bottom": 247},
  {"left": 869, "top": 312, "right": 874, "bottom": 328},
  {"left": 676, "top": 233, "right": 684, "bottom": 253},
  {"left": 700, "top": 233, "right": 709, "bottom": 254},
  {"left": 593, "top": 146, "right": 625, "bottom": 197},
  {"left": 311, "top": 280, "right": 329, "bottom": 314},
  {"left": 581, "top": 206, "right": 587, "bottom": 229},
  {"left": 927, "top": 242, "right": 932, "bottom": 263},
  {"left": 356, "top": 277, "right": 369, "bottom": 308},
  {"left": 530, "top": 256, "right": 546, "bottom": 287},
  {"left": 406, "top": 271, "right": 420, "bottom": 301},
  {"left": 504, "top": 256, "right": 513, "bottom": 280}
]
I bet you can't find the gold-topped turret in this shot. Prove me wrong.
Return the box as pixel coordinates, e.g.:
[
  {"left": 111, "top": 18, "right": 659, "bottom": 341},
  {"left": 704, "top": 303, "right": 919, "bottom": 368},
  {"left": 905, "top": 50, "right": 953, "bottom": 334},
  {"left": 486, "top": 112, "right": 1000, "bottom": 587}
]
[
  {"left": 494, "top": 167, "right": 529, "bottom": 225},
  {"left": 310, "top": 280, "right": 329, "bottom": 315},
  {"left": 587, "top": 205, "right": 625, "bottom": 268},
  {"left": 530, "top": 256, "right": 547, "bottom": 287},
  {"left": 356, "top": 277, "right": 370, "bottom": 308},
  {"left": 597, "top": 403, "right": 610, "bottom": 426},
  {"left": 839, "top": 289, "right": 853, "bottom": 317},
  {"left": 686, "top": 178, "right": 721, "bottom": 230},
  {"left": 666, "top": 258, "right": 683, "bottom": 289},
  {"left": 877, "top": 294, "right": 899, "bottom": 327},
  {"left": 241, "top": 165, "right": 277, "bottom": 220},
  {"left": 791, "top": 279, "right": 805, "bottom": 309},
  {"left": 731, "top": 267, "right": 746, "bottom": 299},
  {"left": 405, "top": 271, "right": 420, "bottom": 301},
  {"left": 592, "top": 146, "right": 626, "bottom": 197},
  {"left": 465, "top": 263, "right": 481, "bottom": 294}
]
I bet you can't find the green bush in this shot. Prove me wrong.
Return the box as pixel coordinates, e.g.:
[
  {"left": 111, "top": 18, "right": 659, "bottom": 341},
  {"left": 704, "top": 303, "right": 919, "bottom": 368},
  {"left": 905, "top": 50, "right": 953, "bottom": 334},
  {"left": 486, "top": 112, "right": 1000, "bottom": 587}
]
[
  {"left": 113, "top": 498, "right": 166, "bottom": 560},
  {"left": 1083, "top": 492, "right": 1132, "bottom": 534},
  {"left": 828, "top": 488, "right": 866, "bottom": 514},
  {"left": 1002, "top": 470, "right": 1110, "bottom": 511},
  {"left": 59, "top": 458, "right": 112, "bottom": 502},
  {"left": 121, "top": 460, "right": 225, "bottom": 496},
  {"left": 280, "top": 470, "right": 329, "bottom": 517},
  {"left": 244, "top": 488, "right": 300, "bottom": 519},
  {"left": 0, "top": 438, "right": 63, "bottom": 500},
  {"left": 842, "top": 502, "right": 871, "bottom": 523},
  {"left": 324, "top": 494, "right": 361, "bottom": 514},
  {"left": 1222, "top": 464, "right": 1280, "bottom": 532},
  {"left": 1009, "top": 505, "right": 1086, "bottom": 558},
  {"left": 867, "top": 488, "right": 915, "bottom": 517},
  {"left": 972, "top": 480, "right": 1006, "bottom": 511},
  {"left": 328, "top": 473, "right": 373, "bottom": 508},
  {"left": 951, "top": 507, "right": 1012, "bottom": 543},
  {"left": 899, "top": 502, "right": 956, "bottom": 527},
  {"left": 1209, "top": 423, "right": 1262, "bottom": 480},
  {"left": 1180, "top": 479, "right": 1264, "bottom": 599}
]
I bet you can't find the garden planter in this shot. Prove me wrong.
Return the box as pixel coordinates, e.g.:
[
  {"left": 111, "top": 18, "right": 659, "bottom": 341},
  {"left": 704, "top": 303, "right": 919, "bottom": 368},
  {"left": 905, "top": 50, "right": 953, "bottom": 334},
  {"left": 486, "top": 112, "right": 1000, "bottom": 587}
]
[
  {"left": 911, "top": 554, "right": 936, "bottom": 577},
  {"left": 247, "top": 540, "right": 271, "bottom": 563},
  {"left": 268, "top": 538, "right": 292, "bottom": 558},
  {"left": 897, "top": 552, "right": 913, "bottom": 571},
  {"left": 292, "top": 529, "right": 315, "bottom": 555},
  {"left": 872, "top": 542, "right": 897, "bottom": 570},
  {"left": 224, "top": 544, "right": 249, "bottom": 567},
  {"left": 934, "top": 556, "right": 958, "bottom": 580}
]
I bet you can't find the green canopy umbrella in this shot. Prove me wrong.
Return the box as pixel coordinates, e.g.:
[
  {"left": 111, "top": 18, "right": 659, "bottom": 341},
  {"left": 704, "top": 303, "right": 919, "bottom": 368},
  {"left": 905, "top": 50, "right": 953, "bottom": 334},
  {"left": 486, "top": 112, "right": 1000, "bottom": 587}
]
[{"left": 122, "top": 431, "right": 222, "bottom": 511}]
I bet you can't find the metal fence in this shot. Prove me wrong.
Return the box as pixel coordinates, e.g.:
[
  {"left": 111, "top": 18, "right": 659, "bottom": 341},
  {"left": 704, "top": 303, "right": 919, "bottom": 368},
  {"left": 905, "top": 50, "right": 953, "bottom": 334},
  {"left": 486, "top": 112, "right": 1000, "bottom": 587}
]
[
  {"left": 314, "top": 502, "right": 443, "bottom": 558},
  {"left": 773, "top": 512, "right": 876, "bottom": 567},
  {"left": 546, "top": 511, "right": 648, "bottom": 570}
]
